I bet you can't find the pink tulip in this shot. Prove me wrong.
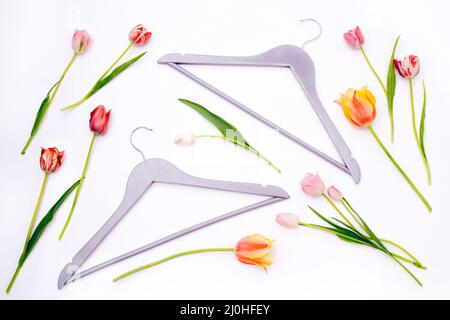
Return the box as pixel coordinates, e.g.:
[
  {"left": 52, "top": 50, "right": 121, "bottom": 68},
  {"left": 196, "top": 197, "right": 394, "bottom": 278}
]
[
  {"left": 327, "top": 186, "right": 343, "bottom": 201},
  {"left": 128, "top": 24, "right": 152, "bottom": 47},
  {"left": 276, "top": 213, "right": 299, "bottom": 229},
  {"left": 174, "top": 133, "right": 196, "bottom": 146},
  {"left": 89, "top": 105, "right": 111, "bottom": 135},
  {"left": 72, "top": 30, "right": 90, "bottom": 54},
  {"left": 343, "top": 26, "right": 365, "bottom": 49},
  {"left": 394, "top": 55, "right": 420, "bottom": 79},
  {"left": 301, "top": 173, "right": 324, "bottom": 197}
]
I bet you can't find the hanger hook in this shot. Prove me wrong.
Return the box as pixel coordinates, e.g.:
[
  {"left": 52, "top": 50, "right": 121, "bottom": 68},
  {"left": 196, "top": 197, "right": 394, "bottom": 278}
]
[
  {"left": 130, "top": 126, "right": 153, "bottom": 161},
  {"left": 299, "top": 18, "right": 322, "bottom": 49}
]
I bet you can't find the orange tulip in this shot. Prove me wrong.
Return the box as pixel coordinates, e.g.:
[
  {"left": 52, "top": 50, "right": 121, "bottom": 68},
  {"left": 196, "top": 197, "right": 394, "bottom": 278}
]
[
  {"left": 336, "top": 87, "right": 376, "bottom": 128},
  {"left": 235, "top": 234, "right": 273, "bottom": 270}
]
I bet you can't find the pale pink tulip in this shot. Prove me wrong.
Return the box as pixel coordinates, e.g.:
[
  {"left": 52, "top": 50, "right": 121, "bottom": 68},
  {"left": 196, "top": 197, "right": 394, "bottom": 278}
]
[
  {"left": 327, "top": 186, "right": 343, "bottom": 201},
  {"left": 276, "top": 213, "right": 299, "bottom": 229},
  {"left": 174, "top": 133, "right": 196, "bottom": 146},
  {"left": 300, "top": 173, "right": 324, "bottom": 196},
  {"left": 72, "top": 30, "right": 90, "bottom": 54}
]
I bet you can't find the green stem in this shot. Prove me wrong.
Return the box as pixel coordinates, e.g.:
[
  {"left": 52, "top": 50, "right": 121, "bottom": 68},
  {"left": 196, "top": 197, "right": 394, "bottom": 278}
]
[
  {"left": 5, "top": 264, "right": 22, "bottom": 294},
  {"left": 360, "top": 47, "right": 387, "bottom": 96},
  {"left": 113, "top": 247, "right": 234, "bottom": 282},
  {"left": 21, "top": 53, "right": 78, "bottom": 154},
  {"left": 380, "top": 238, "right": 426, "bottom": 269},
  {"left": 409, "top": 79, "right": 432, "bottom": 185},
  {"left": 390, "top": 255, "right": 423, "bottom": 287},
  {"left": 25, "top": 173, "right": 49, "bottom": 247},
  {"left": 368, "top": 125, "right": 432, "bottom": 212},
  {"left": 299, "top": 222, "right": 371, "bottom": 246},
  {"left": 61, "top": 42, "right": 133, "bottom": 111},
  {"left": 321, "top": 193, "right": 355, "bottom": 229},
  {"left": 195, "top": 135, "right": 281, "bottom": 174},
  {"left": 58, "top": 134, "right": 97, "bottom": 240}
]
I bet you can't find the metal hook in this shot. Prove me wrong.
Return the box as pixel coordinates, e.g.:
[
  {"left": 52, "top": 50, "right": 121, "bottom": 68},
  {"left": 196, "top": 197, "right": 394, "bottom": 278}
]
[
  {"left": 299, "top": 18, "right": 322, "bottom": 49},
  {"left": 130, "top": 126, "right": 153, "bottom": 161}
]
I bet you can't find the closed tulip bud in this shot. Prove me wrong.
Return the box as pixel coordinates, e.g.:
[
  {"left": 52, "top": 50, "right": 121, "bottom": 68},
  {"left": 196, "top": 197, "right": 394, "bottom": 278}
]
[
  {"left": 174, "top": 133, "right": 196, "bottom": 146},
  {"left": 276, "top": 213, "right": 299, "bottom": 229},
  {"left": 72, "top": 30, "right": 90, "bottom": 54},
  {"left": 89, "top": 105, "right": 111, "bottom": 135},
  {"left": 300, "top": 173, "right": 325, "bottom": 197},
  {"left": 234, "top": 234, "right": 273, "bottom": 270},
  {"left": 335, "top": 86, "right": 377, "bottom": 128},
  {"left": 128, "top": 24, "right": 152, "bottom": 47},
  {"left": 327, "top": 186, "right": 343, "bottom": 201},
  {"left": 40, "top": 147, "right": 64, "bottom": 173},
  {"left": 343, "top": 26, "right": 365, "bottom": 49},
  {"left": 394, "top": 55, "right": 420, "bottom": 79}
]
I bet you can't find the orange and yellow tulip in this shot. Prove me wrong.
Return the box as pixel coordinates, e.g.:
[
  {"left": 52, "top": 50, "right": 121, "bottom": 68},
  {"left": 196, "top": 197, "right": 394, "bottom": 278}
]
[
  {"left": 234, "top": 234, "right": 273, "bottom": 270},
  {"left": 336, "top": 87, "right": 376, "bottom": 128}
]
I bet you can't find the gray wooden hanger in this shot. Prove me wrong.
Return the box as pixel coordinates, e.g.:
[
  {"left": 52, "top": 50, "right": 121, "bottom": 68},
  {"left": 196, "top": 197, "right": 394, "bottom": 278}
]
[
  {"left": 58, "top": 127, "right": 289, "bottom": 289},
  {"left": 157, "top": 19, "right": 361, "bottom": 183}
]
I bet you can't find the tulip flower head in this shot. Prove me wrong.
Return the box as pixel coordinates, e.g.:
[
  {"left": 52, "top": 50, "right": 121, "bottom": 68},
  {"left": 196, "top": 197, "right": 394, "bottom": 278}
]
[
  {"left": 343, "top": 26, "right": 365, "bottom": 49},
  {"left": 72, "top": 30, "right": 90, "bottom": 54},
  {"left": 336, "top": 87, "right": 377, "bottom": 128},
  {"left": 301, "top": 173, "right": 325, "bottom": 197},
  {"left": 129, "top": 24, "right": 152, "bottom": 47},
  {"left": 276, "top": 213, "right": 300, "bottom": 229},
  {"left": 234, "top": 234, "right": 273, "bottom": 270},
  {"left": 394, "top": 55, "right": 420, "bottom": 79},
  {"left": 40, "top": 147, "right": 64, "bottom": 174},
  {"left": 327, "top": 186, "right": 343, "bottom": 202},
  {"left": 174, "top": 132, "right": 196, "bottom": 146},
  {"left": 89, "top": 105, "right": 111, "bottom": 135}
]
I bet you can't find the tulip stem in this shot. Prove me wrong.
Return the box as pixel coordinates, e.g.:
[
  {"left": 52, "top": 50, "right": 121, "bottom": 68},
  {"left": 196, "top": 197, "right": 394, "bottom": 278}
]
[
  {"left": 59, "top": 134, "right": 97, "bottom": 240},
  {"left": 321, "top": 193, "right": 355, "bottom": 229},
  {"left": 25, "top": 173, "right": 49, "bottom": 247},
  {"left": 113, "top": 247, "right": 234, "bottom": 282},
  {"left": 409, "top": 79, "right": 431, "bottom": 185},
  {"left": 21, "top": 53, "right": 78, "bottom": 154},
  {"left": 61, "top": 42, "right": 133, "bottom": 111},
  {"left": 341, "top": 198, "right": 426, "bottom": 269},
  {"left": 368, "top": 125, "right": 431, "bottom": 212},
  {"left": 6, "top": 264, "right": 22, "bottom": 294},
  {"left": 360, "top": 47, "right": 387, "bottom": 96},
  {"left": 195, "top": 135, "right": 281, "bottom": 174}
]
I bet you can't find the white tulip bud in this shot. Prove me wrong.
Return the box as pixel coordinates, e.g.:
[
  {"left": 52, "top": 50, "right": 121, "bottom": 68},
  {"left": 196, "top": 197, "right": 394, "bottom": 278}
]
[{"left": 174, "top": 133, "right": 196, "bottom": 146}]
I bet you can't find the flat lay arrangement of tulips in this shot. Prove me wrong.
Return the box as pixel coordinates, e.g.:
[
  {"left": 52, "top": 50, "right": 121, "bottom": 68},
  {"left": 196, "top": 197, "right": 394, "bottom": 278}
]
[{"left": 6, "top": 22, "right": 432, "bottom": 294}]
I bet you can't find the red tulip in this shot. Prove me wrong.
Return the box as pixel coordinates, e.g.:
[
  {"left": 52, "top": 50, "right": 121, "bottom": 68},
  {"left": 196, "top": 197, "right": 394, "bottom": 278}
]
[
  {"left": 89, "top": 105, "right": 111, "bottom": 135},
  {"left": 128, "top": 24, "right": 152, "bottom": 47},
  {"left": 39, "top": 147, "right": 64, "bottom": 173},
  {"left": 394, "top": 55, "right": 420, "bottom": 79}
]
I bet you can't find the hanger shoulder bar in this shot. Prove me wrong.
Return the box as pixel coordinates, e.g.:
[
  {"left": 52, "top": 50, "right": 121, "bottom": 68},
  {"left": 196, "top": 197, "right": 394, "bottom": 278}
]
[{"left": 63, "top": 197, "right": 284, "bottom": 286}]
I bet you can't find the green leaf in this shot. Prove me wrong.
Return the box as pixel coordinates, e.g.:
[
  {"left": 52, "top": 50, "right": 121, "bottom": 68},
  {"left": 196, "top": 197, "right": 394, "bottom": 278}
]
[
  {"left": 19, "top": 179, "right": 80, "bottom": 265},
  {"left": 178, "top": 98, "right": 250, "bottom": 147},
  {"left": 419, "top": 80, "right": 427, "bottom": 159},
  {"left": 307, "top": 206, "right": 374, "bottom": 247},
  {"left": 87, "top": 51, "right": 147, "bottom": 99},
  {"left": 30, "top": 80, "right": 60, "bottom": 137},
  {"left": 342, "top": 199, "right": 389, "bottom": 253},
  {"left": 386, "top": 36, "right": 400, "bottom": 139}
]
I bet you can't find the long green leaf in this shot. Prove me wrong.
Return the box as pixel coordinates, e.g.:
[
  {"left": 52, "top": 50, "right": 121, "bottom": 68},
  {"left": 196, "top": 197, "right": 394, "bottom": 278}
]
[
  {"left": 342, "top": 199, "right": 388, "bottom": 253},
  {"left": 178, "top": 99, "right": 250, "bottom": 147},
  {"left": 19, "top": 179, "right": 80, "bottom": 265},
  {"left": 419, "top": 80, "right": 427, "bottom": 159},
  {"left": 386, "top": 36, "right": 400, "bottom": 140},
  {"left": 307, "top": 206, "right": 374, "bottom": 246},
  {"left": 86, "top": 51, "right": 147, "bottom": 99},
  {"left": 30, "top": 81, "right": 61, "bottom": 137}
]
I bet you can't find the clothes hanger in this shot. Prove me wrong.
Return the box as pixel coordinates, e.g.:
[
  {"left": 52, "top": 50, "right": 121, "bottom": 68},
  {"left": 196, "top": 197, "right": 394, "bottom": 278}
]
[
  {"left": 157, "top": 19, "right": 361, "bottom": 183},
  {"left": 58, "top": 126, "right": 289, "bottom": 288}
]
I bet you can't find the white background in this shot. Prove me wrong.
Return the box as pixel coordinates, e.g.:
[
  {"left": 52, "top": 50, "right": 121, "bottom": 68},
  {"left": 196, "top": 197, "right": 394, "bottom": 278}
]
[{"left": 1, "top": 0, "right": 449, "bottom": 300}]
